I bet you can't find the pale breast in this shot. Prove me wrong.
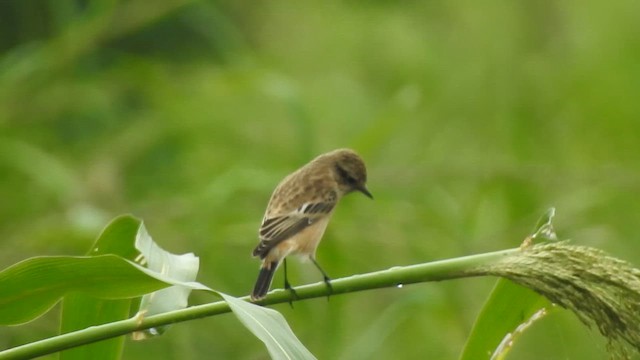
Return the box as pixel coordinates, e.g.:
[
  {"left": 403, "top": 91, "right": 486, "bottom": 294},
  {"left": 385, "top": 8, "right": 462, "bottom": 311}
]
[{"left": 264, "top": 215, "right": 332, "bottom": 263}]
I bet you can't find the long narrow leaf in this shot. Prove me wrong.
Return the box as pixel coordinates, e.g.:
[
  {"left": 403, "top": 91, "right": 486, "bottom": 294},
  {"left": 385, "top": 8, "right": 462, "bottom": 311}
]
[
  {"left": 459, "top": 279, "right": 551, "bottom": 360},
  {"left": 459, "top": 208, "right": 559, "bottom": 359},
  {"left": 219, "top": 293, "right": 316, "bottom": 360},
  {"left": 60, "top": 214, "right": 143, "bottom": 360},
  {"left": 59, "top": 297, "right": 131, "bottom": 360},
  {"left": 0, "top": 255, "right": 208, "bottom": 326}
]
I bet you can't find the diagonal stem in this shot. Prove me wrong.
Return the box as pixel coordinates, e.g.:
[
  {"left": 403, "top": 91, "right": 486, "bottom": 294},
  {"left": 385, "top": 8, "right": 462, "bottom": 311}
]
[{"left": 0, "top": 248, "right": 518, "bottom": 360}]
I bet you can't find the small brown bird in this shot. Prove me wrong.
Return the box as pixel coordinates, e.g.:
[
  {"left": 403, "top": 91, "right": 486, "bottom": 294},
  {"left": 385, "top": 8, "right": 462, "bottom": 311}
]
[{"left": 251, "top": 148, "right": 372, "bottom": 301}]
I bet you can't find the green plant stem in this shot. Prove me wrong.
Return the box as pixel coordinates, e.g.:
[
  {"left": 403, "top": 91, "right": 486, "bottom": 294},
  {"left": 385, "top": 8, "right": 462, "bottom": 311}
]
[{"left": 0, "top": 247, "right": 518, "bottom": 360}]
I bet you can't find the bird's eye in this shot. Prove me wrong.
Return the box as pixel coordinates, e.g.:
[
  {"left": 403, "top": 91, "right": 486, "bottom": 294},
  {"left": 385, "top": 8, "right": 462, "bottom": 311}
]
[{"left": 336, "top": 165, "right": 357, "bottom": 185}]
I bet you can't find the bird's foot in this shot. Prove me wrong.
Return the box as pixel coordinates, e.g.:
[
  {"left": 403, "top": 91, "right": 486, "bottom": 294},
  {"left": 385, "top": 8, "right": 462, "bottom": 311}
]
[
  {"left": 323, "top": 276, "right": 333, "bottom": 301},
  {"left": 284, "top": 280, "right": 299, "bottom": 308}
]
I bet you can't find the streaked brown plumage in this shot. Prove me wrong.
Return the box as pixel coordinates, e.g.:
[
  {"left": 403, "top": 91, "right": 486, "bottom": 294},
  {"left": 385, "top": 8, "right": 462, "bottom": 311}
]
[{"left": 251, "top": 148, "right": 372, "bottom": 301}]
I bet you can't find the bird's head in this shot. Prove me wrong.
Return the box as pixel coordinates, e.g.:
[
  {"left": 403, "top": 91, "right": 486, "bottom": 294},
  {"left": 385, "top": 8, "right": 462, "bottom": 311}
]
[{"left": 329, "top": 149, "right": 373, "bottom": 199}]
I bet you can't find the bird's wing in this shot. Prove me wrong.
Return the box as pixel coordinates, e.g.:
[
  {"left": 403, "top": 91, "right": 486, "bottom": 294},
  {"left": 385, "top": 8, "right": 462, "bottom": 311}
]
[{"left": 252, "top": 201, "right": 335, "bottom": 258}]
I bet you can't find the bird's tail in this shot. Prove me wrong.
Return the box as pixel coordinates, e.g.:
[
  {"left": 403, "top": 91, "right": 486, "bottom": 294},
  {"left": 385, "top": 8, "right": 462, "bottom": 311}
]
[{"left": 251, "top": 261, "right": 278, "bottom": 301}]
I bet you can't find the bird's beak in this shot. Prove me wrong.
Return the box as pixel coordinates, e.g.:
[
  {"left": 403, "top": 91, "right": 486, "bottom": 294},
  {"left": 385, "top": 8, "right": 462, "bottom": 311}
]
[{"left": 358, "top": 185, "right": 373, "bottom": 199}]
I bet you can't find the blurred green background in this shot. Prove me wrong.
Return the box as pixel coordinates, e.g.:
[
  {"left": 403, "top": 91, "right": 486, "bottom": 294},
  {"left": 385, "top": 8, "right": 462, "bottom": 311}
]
[{"left": 1, "top": 0, "right": 639, "bottom": 359}]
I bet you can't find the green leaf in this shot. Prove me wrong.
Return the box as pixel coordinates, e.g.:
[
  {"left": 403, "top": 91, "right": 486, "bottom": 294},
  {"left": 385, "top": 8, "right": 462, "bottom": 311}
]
[
  {"left": 0, "top": 254, "right": 209, "bottom": 326},
  {"left": 60, "top": 214, "right": 143, "bottom": 360},
  {"left": 59, "top": 297, "right": 131, "bottom": 360},
  {"left": 84, "top": 214, "right": 142, "bottom": 259},
  {"left": 219, "top": 293, "right": 317, "bottom": 360},
  {"left": 459, "top": 280, "right": 552, "bottom": 360},
  {"left": 0, "top": 255, "right": 161, "bottom": 325},
  {"left": 460, "top": 209, "right": 560, "bottom": 360}
]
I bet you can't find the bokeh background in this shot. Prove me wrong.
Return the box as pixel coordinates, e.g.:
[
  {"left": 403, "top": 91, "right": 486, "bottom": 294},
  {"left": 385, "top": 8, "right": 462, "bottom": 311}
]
[{"left": 1, "top": 1, "right": 640, "bottom": 359}]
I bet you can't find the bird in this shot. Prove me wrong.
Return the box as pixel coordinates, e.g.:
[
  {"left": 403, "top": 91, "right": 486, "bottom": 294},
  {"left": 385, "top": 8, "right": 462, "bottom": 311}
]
[{"left": 250, "top": 148, "right": 372, "bottom": 301}]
